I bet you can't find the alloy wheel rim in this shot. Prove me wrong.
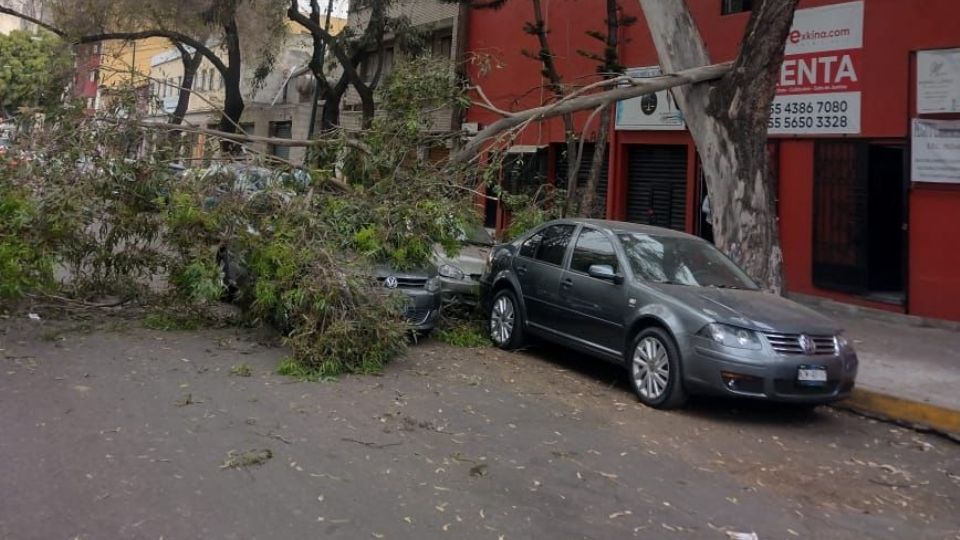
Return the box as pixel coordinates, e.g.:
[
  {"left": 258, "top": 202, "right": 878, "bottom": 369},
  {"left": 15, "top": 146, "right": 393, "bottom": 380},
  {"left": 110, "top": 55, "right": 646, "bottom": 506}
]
[
  {"left": 633, "top": 337, "right": 669, "bottom": 400},
  {"left": 490, "top": 296, "right": 515, "bottom": 345}
]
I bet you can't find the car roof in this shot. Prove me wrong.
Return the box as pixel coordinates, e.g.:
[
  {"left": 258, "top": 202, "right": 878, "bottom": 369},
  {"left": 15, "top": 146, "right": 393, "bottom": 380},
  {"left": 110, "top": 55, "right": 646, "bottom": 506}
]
[{"left": 543, "top": 218, "right": 700, "bottom": 240}]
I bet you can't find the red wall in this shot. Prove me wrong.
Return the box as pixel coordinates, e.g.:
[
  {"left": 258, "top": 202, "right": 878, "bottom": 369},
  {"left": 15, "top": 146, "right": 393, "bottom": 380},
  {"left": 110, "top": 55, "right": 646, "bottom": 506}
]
[
  {"left": 465, "top": 0, "right": 960, "bottom": 321},
  {"left": 73, "top": 44, "right": 101, "bottom": 112},
  {"left": 909, "top": 185, "right": 960, "bottom": 319}
]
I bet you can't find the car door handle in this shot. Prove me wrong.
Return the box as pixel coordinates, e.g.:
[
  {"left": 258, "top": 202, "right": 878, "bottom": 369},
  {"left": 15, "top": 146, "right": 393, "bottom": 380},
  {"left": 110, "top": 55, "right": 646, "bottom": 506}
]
[{"left": 560, "top": 278, "right": 573, "bottom": 289}]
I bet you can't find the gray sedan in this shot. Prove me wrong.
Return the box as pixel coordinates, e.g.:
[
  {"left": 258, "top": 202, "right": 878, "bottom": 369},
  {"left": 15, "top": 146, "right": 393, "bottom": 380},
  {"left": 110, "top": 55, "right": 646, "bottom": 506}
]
[{"left": 479, "top": 219, "right": 858, "bottom": 409}]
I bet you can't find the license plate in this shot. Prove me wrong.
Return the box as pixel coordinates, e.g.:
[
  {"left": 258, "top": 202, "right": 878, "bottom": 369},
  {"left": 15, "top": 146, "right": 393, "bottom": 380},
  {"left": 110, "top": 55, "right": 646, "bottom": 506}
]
[{"left": 797, "top": 365, "right": 828, "bottom": 385}]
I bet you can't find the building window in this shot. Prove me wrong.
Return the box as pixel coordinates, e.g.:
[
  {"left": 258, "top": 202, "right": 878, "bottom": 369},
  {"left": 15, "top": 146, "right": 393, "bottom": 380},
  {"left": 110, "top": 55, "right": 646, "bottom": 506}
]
[
  {"left": 269, "top": 121, "right": 293, "bottom": 160},
  {"left": 362, "top": 47, "right": 395, "bottom": 82},
  {"left": 721, "top": 0, "right": 752, "bottom": 15},
  {"left": 88, "top": 70, "right": 97, "bottom": 83},
  {"left": 432, "top": 35, "right": 453, "bottom": 58}
]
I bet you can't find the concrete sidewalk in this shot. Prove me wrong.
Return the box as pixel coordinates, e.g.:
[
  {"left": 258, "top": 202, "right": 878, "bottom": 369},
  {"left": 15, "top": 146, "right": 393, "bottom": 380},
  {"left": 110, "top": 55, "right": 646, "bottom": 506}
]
[{"left": 794, "top": 295, "right": 960, "bottom": 438}]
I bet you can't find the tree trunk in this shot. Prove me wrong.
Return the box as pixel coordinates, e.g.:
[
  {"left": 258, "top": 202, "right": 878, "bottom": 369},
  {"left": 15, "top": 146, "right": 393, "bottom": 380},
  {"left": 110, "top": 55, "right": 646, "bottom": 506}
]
[
  {"left": 218, "top": 15, "right": 245, "bottom": 148},
  {"left": 527, "top": 0, "right": 582, "bottom": 214},
  {"left": 581, "top": 0, "right": 621, "bottom": 218},
  {"left": 171, "top": 51, "right": 203, "bottom": 126},
  {"left": 320, "top": 74, "right": 350, "bottom": 133},
  {"left": 635, "top": 0, "right": 797, "bottom": 293},
  {"left": 288, "top": 0, "right": 383, "bottom": 132},
  {"left": 581, "top": 106, "right": 611, "bottom": 218}
]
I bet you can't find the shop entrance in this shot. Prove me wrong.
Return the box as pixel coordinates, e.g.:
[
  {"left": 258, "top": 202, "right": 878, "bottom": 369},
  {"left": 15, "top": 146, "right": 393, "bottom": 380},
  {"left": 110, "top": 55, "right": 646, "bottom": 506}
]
[
  {"left": 812, "top": 141, "right": 907, "bottom": 303},
  {"left": 625, "top": 144, "right": 687, "bottom": 231}
]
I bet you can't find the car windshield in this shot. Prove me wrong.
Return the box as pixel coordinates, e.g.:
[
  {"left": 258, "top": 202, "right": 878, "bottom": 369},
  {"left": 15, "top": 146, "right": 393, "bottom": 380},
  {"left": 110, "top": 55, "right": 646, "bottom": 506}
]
[
  {"left": 617, "top": 232, "right": 758, "bottom": 290},
  {"left": 460, "top": 224, "right": 494, "bottom": 246}
]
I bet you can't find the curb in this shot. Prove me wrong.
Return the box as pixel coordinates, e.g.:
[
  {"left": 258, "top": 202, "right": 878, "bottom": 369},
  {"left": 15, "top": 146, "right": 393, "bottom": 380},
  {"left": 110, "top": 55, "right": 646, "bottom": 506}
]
[{"left": 833, "top": 388, "right": 960, "bottom": 441}]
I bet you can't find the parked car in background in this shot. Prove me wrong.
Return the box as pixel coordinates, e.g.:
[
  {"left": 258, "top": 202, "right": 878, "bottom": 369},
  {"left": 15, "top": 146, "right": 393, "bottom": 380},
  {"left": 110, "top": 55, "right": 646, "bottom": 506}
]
[
  {"left": 480, "top": 219, "right": 858, "bottom": 409},
  {"left": 207, "top": 163, "right": 442, "bottom": 333},
  {"left": 373, "top": 265, "right": 442, "bottom": 332},
  {"left": 434, "top": 224, "right": 494, "bottom": 306}
]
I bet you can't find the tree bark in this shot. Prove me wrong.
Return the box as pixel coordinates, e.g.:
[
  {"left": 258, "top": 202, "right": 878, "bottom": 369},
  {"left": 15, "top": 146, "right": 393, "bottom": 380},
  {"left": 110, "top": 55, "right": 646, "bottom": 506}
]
[
  {"left": 218, "top": 14, "right": 245, "bottom": 142},
  {"left": 170, "top": 46, "right": 203, "bottom": 126},
  {"left": 452, "top": 62, "right": 730, "bottom": 164},
  {"left": 288, "top": 0, "right": 383, "bottom": 130},
  {"left": 581, "top": 0, "right": 621, "bottom": 218},
  {"left": 581, "top": 106, "right": 610, "bottom": 217},
  {"left": 635, "top": 0, "right": 797, "bottom": 293},
  {"left": 528, "top": 0, "right": 580, "bottom": 214},
  {"left": 321, "top": 75, "right": 350, "bottom": 132}
]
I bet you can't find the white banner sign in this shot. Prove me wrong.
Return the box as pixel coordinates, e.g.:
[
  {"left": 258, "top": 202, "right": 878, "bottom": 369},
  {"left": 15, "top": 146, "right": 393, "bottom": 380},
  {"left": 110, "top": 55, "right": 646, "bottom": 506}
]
[
  {"left": 917, "top": 48, "right": 960, "bottom": 114},
  {"left": 911, "top": 119, "right": 960, "bottom": 183},
  {"left": 769, "top": 1, "right": 864, "bottom": 135},
  {"left": 615, "top": 66, "right": 685, "bottom": 131}
]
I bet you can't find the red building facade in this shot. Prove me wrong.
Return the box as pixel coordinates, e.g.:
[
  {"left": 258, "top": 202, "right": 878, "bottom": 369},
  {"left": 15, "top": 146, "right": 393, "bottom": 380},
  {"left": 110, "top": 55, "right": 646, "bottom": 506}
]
[
  {"left": 72, "top": 42, "right": 102, "bottom": 114},
  {"left": 465, "top": 0, "right": 960, "bottom": 322}
]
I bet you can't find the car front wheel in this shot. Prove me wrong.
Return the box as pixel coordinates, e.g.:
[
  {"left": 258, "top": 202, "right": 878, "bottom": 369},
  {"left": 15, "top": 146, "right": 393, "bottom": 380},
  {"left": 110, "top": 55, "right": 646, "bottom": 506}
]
[
  {"left": 629, "top": 328, "right": 687, "bottom": 409},
  {"left": 489, "top": 289, "right": 525, "bottom": 350}
]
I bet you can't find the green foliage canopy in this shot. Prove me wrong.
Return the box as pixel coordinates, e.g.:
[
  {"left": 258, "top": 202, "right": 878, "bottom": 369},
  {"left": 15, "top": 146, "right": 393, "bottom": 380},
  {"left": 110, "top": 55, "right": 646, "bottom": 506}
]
[{"left": 0, "top": 30, "right": 71, "bottom": 115}]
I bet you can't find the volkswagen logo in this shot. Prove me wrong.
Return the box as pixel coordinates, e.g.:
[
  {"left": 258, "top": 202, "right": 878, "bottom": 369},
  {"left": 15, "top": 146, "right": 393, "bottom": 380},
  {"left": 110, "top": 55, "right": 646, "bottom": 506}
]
[
  {"left": 384, "top": 276, "right": 399, "bottom": 289},
  {"left": 798, "top": 334, "right": 817, "bottom": 355}
]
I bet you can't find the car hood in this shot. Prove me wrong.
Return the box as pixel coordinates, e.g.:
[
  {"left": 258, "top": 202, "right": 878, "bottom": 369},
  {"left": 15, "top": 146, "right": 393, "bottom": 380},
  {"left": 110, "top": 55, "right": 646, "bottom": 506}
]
[
  {"left": 651, "top": 284, "right": 839, "bottom": 334},
  {"left": 434, "top": 244, "right": 491, "bottom": 277},
  {"left": 372, "top": 264, "right": 436, "bottom": 280}
]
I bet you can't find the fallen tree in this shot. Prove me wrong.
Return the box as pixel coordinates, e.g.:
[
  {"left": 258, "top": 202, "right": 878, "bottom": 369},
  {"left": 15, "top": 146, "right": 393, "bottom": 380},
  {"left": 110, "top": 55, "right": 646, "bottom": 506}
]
[{"left": 452, "top": 62, "right": 732, "bottom": 164}]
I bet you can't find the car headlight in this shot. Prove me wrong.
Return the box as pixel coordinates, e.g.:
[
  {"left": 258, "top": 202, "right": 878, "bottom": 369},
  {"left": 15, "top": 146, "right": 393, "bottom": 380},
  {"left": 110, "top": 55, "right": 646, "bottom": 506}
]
[
  {"left": 835, "top": 334, "right": 853, "bottom": 352},
  {"left": 425, "top": 277, "right": 442, "bottom": 293},
  {"left": 700, "top": 323, "right": 762, "bottom": 350},
  {"left": 438, "top": 263, "right": 465, "bottom": 280}
]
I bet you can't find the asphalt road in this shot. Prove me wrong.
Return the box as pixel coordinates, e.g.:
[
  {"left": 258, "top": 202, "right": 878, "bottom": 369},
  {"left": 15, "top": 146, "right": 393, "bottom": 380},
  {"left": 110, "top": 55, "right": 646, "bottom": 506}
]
[{"left": 1, "top": 317, "right": 958, "bottom": 540}]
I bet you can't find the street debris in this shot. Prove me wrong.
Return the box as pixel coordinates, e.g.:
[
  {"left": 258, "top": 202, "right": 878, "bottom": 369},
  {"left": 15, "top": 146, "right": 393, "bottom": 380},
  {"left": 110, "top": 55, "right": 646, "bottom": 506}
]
[
  {"left": 725, "top": 532, "right": 759, "bottom": 540},
  {"left": 220, "top": 449, "right": 273, "bottom": 469}
]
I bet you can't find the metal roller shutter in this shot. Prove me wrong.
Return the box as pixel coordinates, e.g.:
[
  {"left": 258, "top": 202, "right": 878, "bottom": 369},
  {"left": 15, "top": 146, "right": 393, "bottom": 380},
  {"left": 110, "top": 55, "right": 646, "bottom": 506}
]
[{"left": 626, "top": 145, "right": 687, "bottom": 231}]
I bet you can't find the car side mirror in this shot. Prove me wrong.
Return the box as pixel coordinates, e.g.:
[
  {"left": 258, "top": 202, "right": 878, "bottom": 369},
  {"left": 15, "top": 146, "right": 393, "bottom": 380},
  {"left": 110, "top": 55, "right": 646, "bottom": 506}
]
[{"left": 588, "top": 264, "right": 623, "bottom": 284}]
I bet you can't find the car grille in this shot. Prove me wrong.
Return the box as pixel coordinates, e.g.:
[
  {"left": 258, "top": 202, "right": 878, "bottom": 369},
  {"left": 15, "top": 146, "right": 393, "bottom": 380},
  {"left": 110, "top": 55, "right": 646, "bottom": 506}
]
[
  {"left": 763, "top": 333, "right": 837, "bottom": 355},
  {"left": 404, "top": 307, "right": 432, "bottom": 324},
  {"left": 378, "top": 276, "right": 428, "bottom": 288}
]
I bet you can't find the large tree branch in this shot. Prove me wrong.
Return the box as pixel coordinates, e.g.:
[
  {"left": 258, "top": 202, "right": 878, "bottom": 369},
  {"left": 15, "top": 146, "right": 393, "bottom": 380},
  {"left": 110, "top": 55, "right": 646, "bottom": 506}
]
[
  {"left": 74, "top": 30, "right": 229, "bottom": 76},
  {"left": 452, "top": 62, "right": 731, "bottom": 164},
  {"left": 0, "top": 6, "right": 63, "bottom": 35},
  {"left": 287, "top": 1, "right": 366, "bottom": 97}
]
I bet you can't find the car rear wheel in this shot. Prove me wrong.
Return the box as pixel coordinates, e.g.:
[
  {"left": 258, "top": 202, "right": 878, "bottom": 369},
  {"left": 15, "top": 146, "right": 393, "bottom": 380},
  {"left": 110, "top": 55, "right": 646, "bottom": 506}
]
[
  {"left": 489, "top": 289, "right": 525, "bottom": 350},
  {"left": 629, "top": 328, "right": 687, "bottom": 409}
]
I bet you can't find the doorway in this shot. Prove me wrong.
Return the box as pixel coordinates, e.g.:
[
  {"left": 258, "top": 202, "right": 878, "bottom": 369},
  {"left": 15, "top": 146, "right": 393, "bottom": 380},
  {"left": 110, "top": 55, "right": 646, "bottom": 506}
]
[{"left": 812, "top": 141, "right": 906, "bottom": 303}]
